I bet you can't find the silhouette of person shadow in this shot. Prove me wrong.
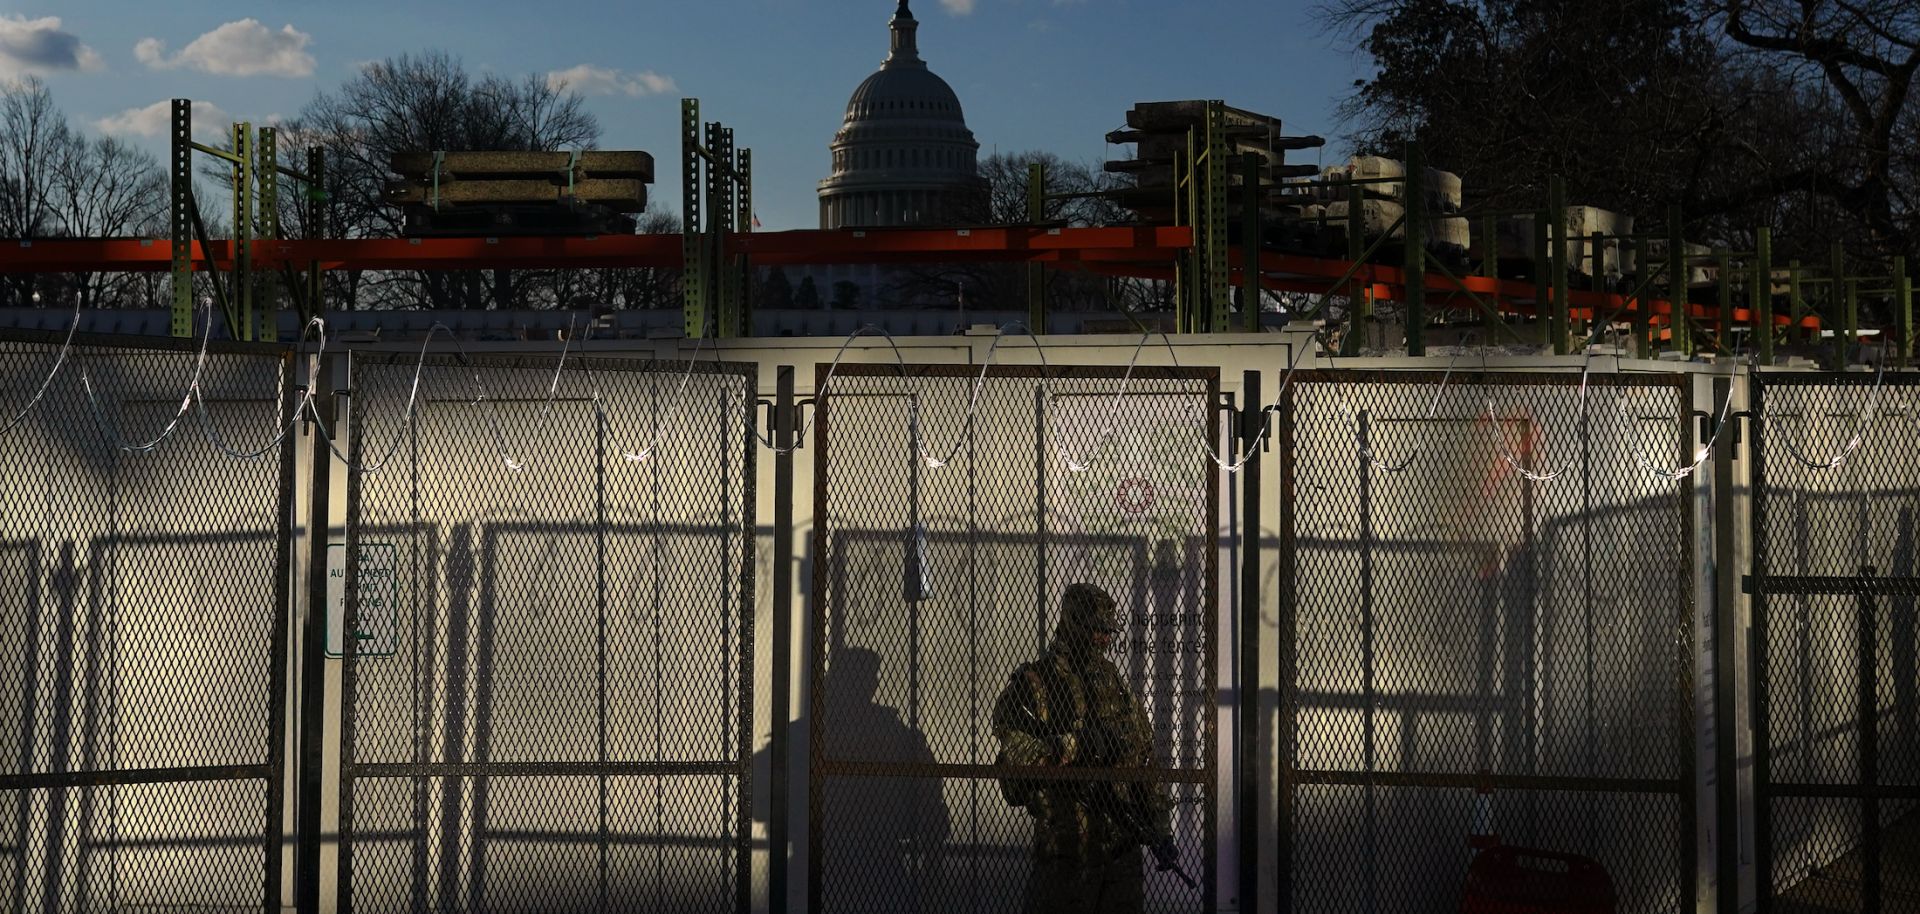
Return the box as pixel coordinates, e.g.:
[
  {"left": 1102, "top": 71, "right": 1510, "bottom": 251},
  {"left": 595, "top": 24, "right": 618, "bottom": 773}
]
[{"left": 757, "top": 646, "right": 951, "bottom": 911}]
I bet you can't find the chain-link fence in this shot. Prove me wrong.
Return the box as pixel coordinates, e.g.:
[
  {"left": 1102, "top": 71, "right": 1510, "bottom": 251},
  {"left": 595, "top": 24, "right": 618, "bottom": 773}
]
[
  {"left": 810, "top": 364, "right": 1219, "bottom": 914},
  {"left": 338, "top": 352, "right": 755, "bottom": 914},
  {"left": 19, "top": 325, "right": 1920, "bottom": 914},
  {"left": 1280, "top": 370, "right": 1695, "bottom": 914},
  {"left": 0, "top": 328, "right": 294, "bottom": 914},
  {"left": 1751, "top": 371, "right": 1920, "bottom": 913}
]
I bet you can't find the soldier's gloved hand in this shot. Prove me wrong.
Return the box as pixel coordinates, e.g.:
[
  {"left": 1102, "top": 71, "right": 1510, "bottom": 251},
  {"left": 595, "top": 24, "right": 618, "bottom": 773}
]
[{"left": 1150, "top": 835, "right": 1181, "bottom": 872}]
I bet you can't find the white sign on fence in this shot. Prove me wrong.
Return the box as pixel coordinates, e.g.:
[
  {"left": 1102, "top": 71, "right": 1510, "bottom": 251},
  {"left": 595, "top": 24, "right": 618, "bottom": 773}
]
[{"left": 326, "top": 542, "right": 398, "bottom": 658}]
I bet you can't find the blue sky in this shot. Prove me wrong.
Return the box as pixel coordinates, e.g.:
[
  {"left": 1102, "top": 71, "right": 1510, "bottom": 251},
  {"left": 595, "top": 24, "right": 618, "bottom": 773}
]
[{"left": 5, "top": 0, "right": 1370, "bottom": 230}]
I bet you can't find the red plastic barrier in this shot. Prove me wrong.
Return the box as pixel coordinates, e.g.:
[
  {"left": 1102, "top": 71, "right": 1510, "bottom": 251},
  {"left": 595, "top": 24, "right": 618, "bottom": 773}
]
[{"left": 1460, "top": 845, "right": 1618, "bottom": 914}]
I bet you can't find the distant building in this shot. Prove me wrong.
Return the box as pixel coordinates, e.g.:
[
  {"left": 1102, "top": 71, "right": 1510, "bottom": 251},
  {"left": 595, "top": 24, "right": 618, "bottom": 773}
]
[{"left": 817, "top": 0, "right": 986, "bottom": 229}]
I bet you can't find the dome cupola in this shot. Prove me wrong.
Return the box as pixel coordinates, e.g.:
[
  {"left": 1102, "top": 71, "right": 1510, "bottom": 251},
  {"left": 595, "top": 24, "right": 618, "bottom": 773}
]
[{"left": 819, "top": 1, "right": 986, "bottom": 229}]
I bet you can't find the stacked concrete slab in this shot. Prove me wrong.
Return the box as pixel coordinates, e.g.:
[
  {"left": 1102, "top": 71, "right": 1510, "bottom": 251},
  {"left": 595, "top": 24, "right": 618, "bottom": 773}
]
[
  {"left": 1478, "top": 206, "right": 1636, "bottom": 281},
  {"left": 1311, "top": 155, "right": 1470, "bottom": 257},
  {"left": 1101, "top": 100, "right": 1324, "bottom": 237},
  {"left": 385, "top": 150, "right": 654, "bottom": 237}
]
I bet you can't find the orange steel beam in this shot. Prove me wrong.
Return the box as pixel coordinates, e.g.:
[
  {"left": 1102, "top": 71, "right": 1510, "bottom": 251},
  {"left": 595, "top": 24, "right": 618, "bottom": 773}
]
[
  {"left": 0, "top": 225, "right": 1820, "bottom": 332},
  {"left": 1241, "top": 249, "right": 1820, "bottom": 331},
  {"left": 0, "top": 226, "right": 1193, "bottom": 274}
]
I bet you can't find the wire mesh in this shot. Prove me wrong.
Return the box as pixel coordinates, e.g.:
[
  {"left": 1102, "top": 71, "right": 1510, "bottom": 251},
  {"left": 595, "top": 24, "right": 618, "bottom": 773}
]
[
  {"left": 0, "top": 328, "right": 292, "bottom": 914},
  {"left": 1751, "top": 372, "right": 1920, "bottom": 914},
  {"left": 810, "top": 364, "right": 1219, "bottom": 914},
  {"left": 1280, "top": 370, "right": 1694, "bottom": 914},
  {"left": 338, "top": 351, "right": 755, "bottom": 914}
]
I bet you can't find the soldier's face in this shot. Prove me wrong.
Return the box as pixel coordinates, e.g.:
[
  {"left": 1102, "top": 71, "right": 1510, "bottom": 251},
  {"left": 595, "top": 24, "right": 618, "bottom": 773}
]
[{"left": 1090, "top": 627, "right": 1116, "bottom": 653}]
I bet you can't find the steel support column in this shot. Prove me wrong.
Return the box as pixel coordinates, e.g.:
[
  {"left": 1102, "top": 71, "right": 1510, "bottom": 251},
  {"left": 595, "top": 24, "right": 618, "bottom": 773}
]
[
  {"left": 1754, "top": 228, "right": 1773, "bottom": 365},
  {"left": 1894, "top": 256, "right": 1910, "bottom": 367},
  {"left": 1241, "top": 153, "right": 1262, "bottom": 332},
  {"left": 1671, "top": 207, "right": 1689, "bottom": 357},
  {"left": 1028, "top": 162, "right": 1047, "bottom": 333},
  {"left": 682, "top": 99, "right": 706, "bottom": 339},
  {"left": 256, "top": 126, "right": 281, "bottom": 342},
  {"left": 170, "top": 99, "right": 193, "bottom": 338},
  {"left": 232, "top": 122, "right": 254, "bottom": 340},
  {"left": 1403, "top": 143, "right": 1426, "bottom": 355},
  {"left": 1549, "top": 176, "right": 1569, "bottom": 354}
]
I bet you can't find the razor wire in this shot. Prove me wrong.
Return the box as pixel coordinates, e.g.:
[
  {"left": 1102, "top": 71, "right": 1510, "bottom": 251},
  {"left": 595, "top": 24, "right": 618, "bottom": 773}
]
[
  {"left": 1771, "top": 355, "right": 1888, "bottom": 471},
  {"left": 16, "top": 300, "right": 1901, "bottom": 489},
  {"left": 192, "top": 316, "right": 324, "bottom": 461},
  {"left": 1477, "top": 342, "right": 1593, "bottom": 484},
  {"left": 1610, "top": 357, "right": 1744, "bottom": 481},
  {"left": 1316, "top": 341, "right": 1465, "bottom": 474},
  {"left": 306, "top": 321, "right": 543, "bottom": 474},
  {"left": 79, "top": 295, "right": 217, "bottom": 454},
  {"left": 0, "top": 293, "right": 82, "bottom": 436}
]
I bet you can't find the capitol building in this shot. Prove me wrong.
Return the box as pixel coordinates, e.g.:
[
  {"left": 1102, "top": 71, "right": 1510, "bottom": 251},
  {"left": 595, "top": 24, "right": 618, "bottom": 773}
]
[{"left": 818, "top": 0, "right": 987, "bottom": 229}]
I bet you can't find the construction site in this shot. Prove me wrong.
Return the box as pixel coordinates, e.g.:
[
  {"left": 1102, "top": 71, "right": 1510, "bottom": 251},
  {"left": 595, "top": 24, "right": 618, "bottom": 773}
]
[{"left": 1, "top": 3, "right": 1917, "bottom": 914}]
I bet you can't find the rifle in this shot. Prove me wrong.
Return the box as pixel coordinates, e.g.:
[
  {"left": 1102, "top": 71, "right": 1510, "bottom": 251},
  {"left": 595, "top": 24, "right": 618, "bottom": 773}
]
[{"left": 1101, "top": 767, "right": 1199, "bottom": 891}]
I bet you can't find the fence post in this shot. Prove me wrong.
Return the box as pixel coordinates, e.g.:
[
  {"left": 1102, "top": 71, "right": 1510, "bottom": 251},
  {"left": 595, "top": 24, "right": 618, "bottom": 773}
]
[
  {"left": 1711, "top": 375, "right": 1742, "bottom": 914},
  {"left": 1238, "top": 369, "right": 1263, "bottom": 914},
  {"left": 771, "top": 365, "right": 794, "bottom": 914},
  {"left": 294, "top": 352, "right": 338, "bottom": 914}
]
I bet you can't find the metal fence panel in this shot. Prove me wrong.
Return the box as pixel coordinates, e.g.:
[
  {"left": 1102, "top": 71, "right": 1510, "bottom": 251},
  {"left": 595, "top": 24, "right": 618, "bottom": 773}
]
[
  {"left": 811, "top": 364, "right": 1219, "bottom": 914},
  {"left": 339, "top": 352, "right": 754, "bottom": 914},
  {"left": 1751, "top": 372, "right": 1920, "bottom": 914},
  {"left": 0, "top": 329, "right": 293, "bottom": 913},
  {"left": 1281, "top": 370, "right": 1694, "bottom": 914}
]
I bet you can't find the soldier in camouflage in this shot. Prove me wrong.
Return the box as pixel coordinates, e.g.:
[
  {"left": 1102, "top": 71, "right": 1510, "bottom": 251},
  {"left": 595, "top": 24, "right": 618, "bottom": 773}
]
[{"left": 993, "top": 582, "right": 1180, "bottom": 914}]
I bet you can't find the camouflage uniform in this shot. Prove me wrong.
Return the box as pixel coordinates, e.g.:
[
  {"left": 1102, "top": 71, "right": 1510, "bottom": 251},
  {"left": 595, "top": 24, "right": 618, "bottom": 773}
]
[{"left": 993, "top": 583, "right": 1175, "bottom": 914}]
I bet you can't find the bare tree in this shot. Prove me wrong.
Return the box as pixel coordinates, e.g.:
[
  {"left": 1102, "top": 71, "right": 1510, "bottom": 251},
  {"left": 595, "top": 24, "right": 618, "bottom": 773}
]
[
  {"left": 289, "top": 51, "right": 602, "bottom": 310},
  {"left": 1320, "top": 0, "right": 1920, "bottom": 271},
  {"left": 0, "top": 77, "right": 73, "bottom": 305},
  {"left": 53, "top": 136, "right": 167, "bottom": 309},
  {"left": 1704, "top": 0, "right": 1920, "bottom": 255}
]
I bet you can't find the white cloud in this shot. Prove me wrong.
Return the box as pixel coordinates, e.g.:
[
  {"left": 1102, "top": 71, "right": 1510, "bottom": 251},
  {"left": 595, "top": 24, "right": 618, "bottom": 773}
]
[
  {"left": 95, "top": 99, "right": 231, "bottom": 137},
  {"left": 941, "top": 0, "right": 977, "bottom": 13},
  {"left": 0, "top": 15, "right": 103, "bottom": 76},
  {"left": 545, "top": 64, "right": 677, "bottom": 98},
  {"left": 136, "top": 19, "right": 314, "bottom": 77}
]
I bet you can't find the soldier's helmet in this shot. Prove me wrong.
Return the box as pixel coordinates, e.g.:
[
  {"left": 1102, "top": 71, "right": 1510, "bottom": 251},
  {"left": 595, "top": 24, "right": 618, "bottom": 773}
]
[{"left": 1056, "top": 583, "right": 1122, "bottom": 648}]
